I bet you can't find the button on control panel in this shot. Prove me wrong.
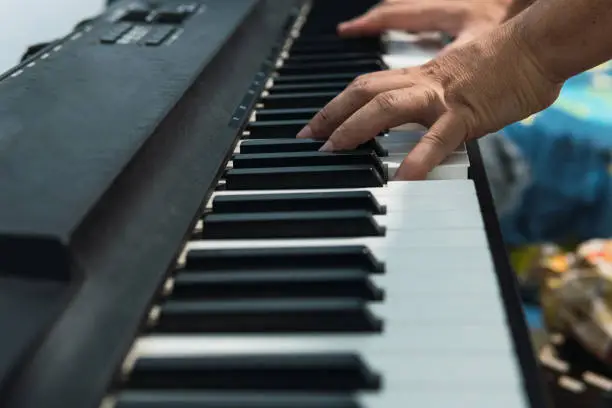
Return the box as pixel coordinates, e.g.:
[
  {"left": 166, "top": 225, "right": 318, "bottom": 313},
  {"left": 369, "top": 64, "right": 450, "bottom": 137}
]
[
  {"left": 143, "top": 25, "right": 176, "bottom": 46},
  {"left": 152, "top": 4, "right": 196, "bottom": 24},
  {"left": 120, "top": 5, "right": 151, "bottom": 22},
  {"left": 100, "top": 22, "right": 134, "bottom": 44},
  {"left": 100, "top": 2, "right": 199, "bottom": 46}
]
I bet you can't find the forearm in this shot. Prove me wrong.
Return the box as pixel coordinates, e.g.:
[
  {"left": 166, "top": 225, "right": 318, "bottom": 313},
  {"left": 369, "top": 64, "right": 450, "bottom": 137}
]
[
  {"left": 505, "top": 0, "right": 537, "bottom": 19},
  {"left": 514, "top": 0, "right": 612, "bottom": 82}
]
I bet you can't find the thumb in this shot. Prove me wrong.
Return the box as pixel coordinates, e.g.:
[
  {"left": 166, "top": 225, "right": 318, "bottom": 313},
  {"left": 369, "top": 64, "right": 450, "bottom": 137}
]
[{"left": 395, "top": 112, "right": 468, "bottom": 180}]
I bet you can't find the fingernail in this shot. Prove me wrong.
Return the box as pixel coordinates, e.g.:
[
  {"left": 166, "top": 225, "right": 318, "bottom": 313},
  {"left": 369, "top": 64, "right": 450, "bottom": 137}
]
[
  {"left": 296, "top": 125, "right": 313, "bottom": 139},
  {"left": 319, "top": 140, "right": 335, "bottom": 152}
]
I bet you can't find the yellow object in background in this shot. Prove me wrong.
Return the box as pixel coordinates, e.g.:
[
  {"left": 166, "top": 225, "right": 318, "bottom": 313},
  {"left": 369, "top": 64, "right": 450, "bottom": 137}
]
[{"left": 543, "top": 254, "right": 572, "bottom": 274}]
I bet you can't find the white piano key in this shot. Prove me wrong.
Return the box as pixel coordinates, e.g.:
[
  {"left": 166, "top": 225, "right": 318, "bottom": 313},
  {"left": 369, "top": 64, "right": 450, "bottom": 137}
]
[
  {"left": 372, "top": 210, "right": 483, "bottom": 229},
  {"left": 136, "top": 321, "right": 515, "bottom": 357},
  {"left": 208, "top": 188, "right": 481, "bottom": 213},
  {"left": 133, "top": 334, "right": 522, "bottom": 386},
  {"left": 386, "top": 152, "right": 469, "bottom": 180},
  {"left": 359, "top": 388, "right": 528, "bottom": 408},
  {"left": 199, "top": 209, "right": 480, "bottom": 229},
  {"left": 185, "top": 238, "right": 490, "bottom": 264},
  {"left": 372, "top": 266, "right": 501, "bottom": 294},
  {"left": 187, "top": 227, "right": 489, "bottom": 250},
  {"left": 381, "top": 130, "right": 467, "bottom": 154},
  {"left": 212, "top": 179, "right": 478, "bottom": 197},
  {"left": 372, "top": 291, "right": 504, "bottom": 322},
  {"left": 383, "top": 141, "right": 467, "bottom": 155},
  {"left": 377, "top": 257, "right": 501, "bottom": 294},
  {"left": 201, "top": 209, "right": 482, "bottom": 230}
]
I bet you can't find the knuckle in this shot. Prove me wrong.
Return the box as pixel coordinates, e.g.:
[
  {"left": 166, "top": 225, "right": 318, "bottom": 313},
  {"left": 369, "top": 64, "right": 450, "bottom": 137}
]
[
  {"left": 375, "top": 90, "right": 402, "bottom": 114},
  {"left": 308, "top": 106, "right": 332, "bottom": 136},
  {"left": 423, "top": 132, "right": 447, "bottom": 148},
  {"left": 349, "top": 75, "right": 375, "bottom": 99},
  {"left": 316, "top": 106, "right": 331, "bottom": 125},
  {"left": 421, "top": 87, "right": 439, "bottom": 104}
]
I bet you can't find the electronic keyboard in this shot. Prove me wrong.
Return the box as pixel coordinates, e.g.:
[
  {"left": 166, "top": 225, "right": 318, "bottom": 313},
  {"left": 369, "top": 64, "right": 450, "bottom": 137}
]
[{"left": 0, "top": 0, "right": 549, "bottom": 407}]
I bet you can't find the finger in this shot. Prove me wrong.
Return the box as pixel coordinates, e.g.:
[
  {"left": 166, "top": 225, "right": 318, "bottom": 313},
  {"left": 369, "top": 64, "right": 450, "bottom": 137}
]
[
  {"left": 338, "top": 3, "right": 451, "bottom": 37},
  {"left": 395, "top": 112, "right": 467, "bottom": 180},
  {"left": 319, "top": 86, "right": 439, "bottom": 152},
  {"left": 296, "top": 72, "right": 415, "bottom": 140}
]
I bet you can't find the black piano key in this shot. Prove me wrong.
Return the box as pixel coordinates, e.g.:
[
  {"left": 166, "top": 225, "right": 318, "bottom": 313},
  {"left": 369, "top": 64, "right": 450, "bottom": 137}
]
[
  {"left": 224, "top": 165, "right": 385, "bottom": 190},
  {"left": 239, "top": 138, "right": 388, "bottom": 156},
  {"left": 211, "top": 191, "right": 386, "bottom": 214},
  {"left": 152, "top": 299, "right": 383, "bottom": 333},
  {"left": 247, "top": 119, "right": 309, "bottom": 139},
  {"left": 255, "top": 107, "right": 320, "bottom": 121},
  {"left": 200, "top": 210, "right": 385, "bottom": 239},
  {"left": 289, "top": 43, "right": 381, "bottom": 55},
  {"left": 292, "top": 35, "right": 381, "bottom": 49},
  {"left": 115, "top": 391, "right": 361, "bottom": 408},
  {"left": 278, "top": 60, "right": 384, "bottom": 76},
  {"left": 286, "top": 52, "right": 378, "bottom": 63},
  {"left": 184, "top": 246, "right": 385, "bottom": 274},
  {"left": 231, "top": 151, "right": 386, "bottom": 180},
  {"left": 170, "top": 270, "right": 383, "bottom": 301},
  {"left": 273, "top": 73, "right": 365, "bottom": 84},
  {"left": 247, "top": 120, "right": 387, "bottom": 139},
  {"left": 598, "top": 391, "right": 612, "bottom": 408},
  {"left": 260, "top": 92, "right": 337, "bottom": 109},
  {"left": 127, "top": 353, "right": 380, "bottom": 391},
  {"left": 268, "top": 82, "right": 349, "bottom": 94}
]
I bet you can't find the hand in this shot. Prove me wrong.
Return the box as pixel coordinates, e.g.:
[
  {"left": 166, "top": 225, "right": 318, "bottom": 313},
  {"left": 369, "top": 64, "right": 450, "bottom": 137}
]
[
  {"left": 296, "top": 24, "right": 563, "bottom": 180},
  {"left": 338, "top": 0, "right": 512, "bottom": 52}
]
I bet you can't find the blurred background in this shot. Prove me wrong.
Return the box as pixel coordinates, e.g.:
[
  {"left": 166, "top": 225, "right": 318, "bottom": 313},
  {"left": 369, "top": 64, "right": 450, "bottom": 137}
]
[{"left": 0, "top": 0, "right": 102, "bottom": 73}]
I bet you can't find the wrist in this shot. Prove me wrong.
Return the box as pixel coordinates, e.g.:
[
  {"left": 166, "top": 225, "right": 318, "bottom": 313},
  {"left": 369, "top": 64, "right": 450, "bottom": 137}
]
[
  {"left": 512, "top": 0, "right": 612, "bottom": 83},
  {"left": 505, "top": 16, "right": 567, "bottom": 84}
]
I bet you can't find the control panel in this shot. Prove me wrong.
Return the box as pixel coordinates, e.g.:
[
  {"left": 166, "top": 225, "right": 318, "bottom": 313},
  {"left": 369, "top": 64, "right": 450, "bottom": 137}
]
[{"left": 100, "top": 2, "right": 201, "bottom": 46}]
